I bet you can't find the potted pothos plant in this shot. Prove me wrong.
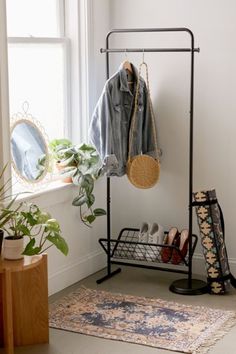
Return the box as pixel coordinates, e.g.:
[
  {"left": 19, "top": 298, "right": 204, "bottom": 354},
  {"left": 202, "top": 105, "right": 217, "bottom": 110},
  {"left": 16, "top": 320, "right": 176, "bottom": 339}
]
[
  {"left": 49, "top": 140, "right": 106, "bottom": 227},
  {"left": 1, "top": 202, "right": 68, "bottom": 260},
  {"left": 0, "top": 164, "right": 68, "bottom": 260},
  {"left": 49, "top": 139, "right": 76, "bottom": 183}
]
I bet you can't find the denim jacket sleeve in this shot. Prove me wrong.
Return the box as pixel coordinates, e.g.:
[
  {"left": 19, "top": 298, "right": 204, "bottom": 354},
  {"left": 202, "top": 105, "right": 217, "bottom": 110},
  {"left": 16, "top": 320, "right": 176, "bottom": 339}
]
[{"left": 89, "top": 84, "right": 119, "bottom": 172}]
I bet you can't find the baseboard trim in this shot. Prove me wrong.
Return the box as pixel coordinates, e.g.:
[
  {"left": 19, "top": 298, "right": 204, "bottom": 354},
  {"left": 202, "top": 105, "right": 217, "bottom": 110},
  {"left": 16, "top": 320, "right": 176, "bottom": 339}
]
[
  {"left": 48, "top": 250, "right": 106, "bottom": 295},
  {"left": 48, "top": 251, "right": 236, "bottom": 295},
  {"left": 192, "top": 253, "right": 236, "bottom": 276}
]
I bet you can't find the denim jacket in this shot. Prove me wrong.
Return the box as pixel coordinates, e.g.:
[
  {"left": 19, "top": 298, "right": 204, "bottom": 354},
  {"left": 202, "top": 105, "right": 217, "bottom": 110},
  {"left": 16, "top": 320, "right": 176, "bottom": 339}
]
[{"left": 89, "top": 63, "right": 159, "bottom": 176}]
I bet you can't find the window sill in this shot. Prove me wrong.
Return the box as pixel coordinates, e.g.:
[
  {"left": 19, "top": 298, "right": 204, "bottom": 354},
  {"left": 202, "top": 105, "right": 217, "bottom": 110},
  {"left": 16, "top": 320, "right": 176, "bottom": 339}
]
[{"left": 16, "top": 180, "right": 76, "bottom": 208}]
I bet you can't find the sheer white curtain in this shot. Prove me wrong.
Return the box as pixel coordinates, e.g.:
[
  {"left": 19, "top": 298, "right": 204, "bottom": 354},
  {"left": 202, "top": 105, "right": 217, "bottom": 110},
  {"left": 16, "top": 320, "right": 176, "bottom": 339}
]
[{"left": 0, "top": 0, "right": 11, "bottom": 185}]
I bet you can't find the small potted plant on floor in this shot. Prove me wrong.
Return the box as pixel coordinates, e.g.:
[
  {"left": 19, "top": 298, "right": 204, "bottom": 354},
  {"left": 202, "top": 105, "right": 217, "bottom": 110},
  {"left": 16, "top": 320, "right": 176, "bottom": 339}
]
[
  {"left": 0, "top": 164, "right": 68, "bottom": 259},
  {"left": 1, "top": 202, "right": 69, "bottom": 260},
  {"left": 49, "top": 140, "right": 106, "bottom": 227}
]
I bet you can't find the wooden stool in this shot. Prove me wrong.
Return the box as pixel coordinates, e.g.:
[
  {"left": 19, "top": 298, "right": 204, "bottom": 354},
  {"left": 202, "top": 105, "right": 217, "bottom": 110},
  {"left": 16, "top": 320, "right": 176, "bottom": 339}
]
[{"left": 0, "top": 254, "right": 49, "bottom": 354}]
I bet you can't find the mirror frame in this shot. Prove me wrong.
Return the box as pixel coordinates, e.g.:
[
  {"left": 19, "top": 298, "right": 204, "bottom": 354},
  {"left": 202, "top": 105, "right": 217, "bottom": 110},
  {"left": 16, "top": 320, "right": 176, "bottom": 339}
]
[{"left": 10, "top": 115, "right": 50, "bottom": 185}]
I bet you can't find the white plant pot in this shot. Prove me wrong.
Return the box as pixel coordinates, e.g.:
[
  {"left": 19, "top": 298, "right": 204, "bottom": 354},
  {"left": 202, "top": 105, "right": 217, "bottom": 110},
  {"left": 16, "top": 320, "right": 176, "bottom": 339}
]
[{"left": 3, "top": 237, "right": 24, "bottom": 260}]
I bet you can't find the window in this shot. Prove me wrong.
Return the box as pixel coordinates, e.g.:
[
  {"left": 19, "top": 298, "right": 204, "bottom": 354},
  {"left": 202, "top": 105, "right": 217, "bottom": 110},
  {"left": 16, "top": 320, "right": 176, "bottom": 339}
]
[{"left": 6, "top": 0, "right": 70, "bottom": 141}]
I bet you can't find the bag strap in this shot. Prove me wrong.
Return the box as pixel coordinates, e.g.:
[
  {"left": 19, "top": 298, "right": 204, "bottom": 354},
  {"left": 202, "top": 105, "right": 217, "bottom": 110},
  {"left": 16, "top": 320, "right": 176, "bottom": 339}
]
[
  {"left": 192, "top": 197, "right": 236, "bottom": 288},
  {"left": 128, "top": 62, "right": 160, "bottom": 162},
  {"left": 192, "top": 199, "right": 225, "bottom": 239},
  {"left": 207, "top": 274, "right": 236, "bottom": 289}
]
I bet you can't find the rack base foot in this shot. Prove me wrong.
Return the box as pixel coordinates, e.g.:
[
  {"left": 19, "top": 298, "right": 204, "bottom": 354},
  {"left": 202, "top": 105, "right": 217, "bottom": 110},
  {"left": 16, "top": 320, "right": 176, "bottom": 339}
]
[
  {"left": 169, "top": 278, "right": 208, "bottom": 295},
  {"left": 96, "top": 268, "right": 122, "bottom": 284}
]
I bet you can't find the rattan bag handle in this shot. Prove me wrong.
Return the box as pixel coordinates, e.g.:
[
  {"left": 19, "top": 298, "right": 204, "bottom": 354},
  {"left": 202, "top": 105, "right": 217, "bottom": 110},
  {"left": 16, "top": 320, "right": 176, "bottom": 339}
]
[{"left": 128, "top": 62, "right": 160, "bottom": 162}]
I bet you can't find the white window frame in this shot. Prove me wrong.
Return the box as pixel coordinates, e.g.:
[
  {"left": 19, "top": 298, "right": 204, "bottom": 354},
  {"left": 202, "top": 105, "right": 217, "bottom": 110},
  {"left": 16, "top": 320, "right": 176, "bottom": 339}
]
[
  {"left": 7, "top": 0, "right": 72, "bottom": 140},
  {"left": 1, "top": 0, "right": 93, "bottom": 197},
  {"left": 0, "top": 0, "right": 11, "bottom": 185},
  {"left": 64, "top": 0, "right": 93, "bottom": 144}
]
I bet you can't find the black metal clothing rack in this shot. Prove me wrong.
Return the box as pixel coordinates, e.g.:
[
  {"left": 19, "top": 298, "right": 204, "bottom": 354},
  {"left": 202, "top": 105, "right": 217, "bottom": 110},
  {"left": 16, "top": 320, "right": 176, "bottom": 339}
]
[{"left": 96, "top": 28, "right": 208, "bottom": 295}]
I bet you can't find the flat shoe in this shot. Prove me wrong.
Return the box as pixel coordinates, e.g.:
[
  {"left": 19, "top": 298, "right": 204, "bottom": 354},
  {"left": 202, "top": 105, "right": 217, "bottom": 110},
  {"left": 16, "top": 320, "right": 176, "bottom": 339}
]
[
  {"left": 171, "top": 229, "right": 189, "bottom": 265},
  {"left": 161, "top": 227, "right": 179, "bottom": 263}
]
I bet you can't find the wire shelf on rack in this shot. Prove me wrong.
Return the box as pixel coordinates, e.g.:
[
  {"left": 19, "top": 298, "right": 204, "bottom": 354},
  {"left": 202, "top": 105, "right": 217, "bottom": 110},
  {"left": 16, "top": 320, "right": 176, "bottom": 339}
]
[{"left": 99, "top": 228, "right": 198, "bottom": 266}]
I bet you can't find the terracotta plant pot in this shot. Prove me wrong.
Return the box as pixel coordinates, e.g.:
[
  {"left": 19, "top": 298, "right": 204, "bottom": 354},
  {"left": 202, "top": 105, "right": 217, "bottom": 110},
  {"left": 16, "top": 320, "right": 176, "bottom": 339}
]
[
  {"left": 56, "top": 162, "right": 73, "bottom": 183},
  {"left": 3, "top": 236, "right": 24, "bottom": 260}
]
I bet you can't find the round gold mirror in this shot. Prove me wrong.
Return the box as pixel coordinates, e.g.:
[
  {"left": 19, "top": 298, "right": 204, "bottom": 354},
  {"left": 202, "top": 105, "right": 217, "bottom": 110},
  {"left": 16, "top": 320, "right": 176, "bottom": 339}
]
[{"left": 10, "top": 103, "right": 49, "bottom": 184}]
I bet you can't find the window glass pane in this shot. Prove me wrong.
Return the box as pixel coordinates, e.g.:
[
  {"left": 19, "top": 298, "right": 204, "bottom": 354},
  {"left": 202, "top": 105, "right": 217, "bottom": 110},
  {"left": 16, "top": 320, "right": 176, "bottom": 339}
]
[
  {"left": 8, "top": 43, "right": 65, "bottom": 140},
  {"left": 6, "top": 0, "right": 60, "bottom": 37}
]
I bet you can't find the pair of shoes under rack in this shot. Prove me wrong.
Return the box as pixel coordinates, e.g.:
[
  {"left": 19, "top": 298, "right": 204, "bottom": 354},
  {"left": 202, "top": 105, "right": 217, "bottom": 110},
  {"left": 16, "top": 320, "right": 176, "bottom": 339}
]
[
  {"left": 138, "top": 222, "right": 164, "bottom": 244},
  {"left": 138, "top": 222, "right": 164, "bottom": 261},
  {"left": 161, "top": 227, "right": 189, "bottom": 264}
]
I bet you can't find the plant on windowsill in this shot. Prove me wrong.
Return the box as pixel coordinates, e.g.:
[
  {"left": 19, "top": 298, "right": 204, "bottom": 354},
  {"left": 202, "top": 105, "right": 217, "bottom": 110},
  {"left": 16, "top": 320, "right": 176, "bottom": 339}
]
[
  {"left": 49, "top": 139, "right": 106, "bottom": 228},
  {"left": 1, "top": 202, "right": 69, "bottom": 260},
  {"left": 49, "top": 138, "right": 76, "bottom": 183}
]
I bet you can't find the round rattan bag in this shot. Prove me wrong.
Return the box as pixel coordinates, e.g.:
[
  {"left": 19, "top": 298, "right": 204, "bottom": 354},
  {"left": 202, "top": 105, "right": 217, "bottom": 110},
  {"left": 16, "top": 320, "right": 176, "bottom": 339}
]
[
  {"left": 126, "top": 62, "right": 160, "bottom": 189},
  {"left": 127, "top": 155, "right": 160, "bottom": 189}
]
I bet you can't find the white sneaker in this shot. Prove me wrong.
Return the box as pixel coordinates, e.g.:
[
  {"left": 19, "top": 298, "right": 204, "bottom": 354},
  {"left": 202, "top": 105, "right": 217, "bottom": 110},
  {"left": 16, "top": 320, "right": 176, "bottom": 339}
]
[
  {"left": 138, "top": 222, "right": 149, "bottom": 242},
  {"left": 133, "top": 222, "right": 149, "bottom": 260},
  {"left": 144, "top": 223, "right": 163, "bottom": 262},
  {"left": 148, "top": 223, "right": 164, "bottom": 244}
]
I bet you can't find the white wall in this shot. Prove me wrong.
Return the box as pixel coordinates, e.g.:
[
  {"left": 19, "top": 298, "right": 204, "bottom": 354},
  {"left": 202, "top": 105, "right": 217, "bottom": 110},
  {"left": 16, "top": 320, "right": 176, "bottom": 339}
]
[
  {"left": 0, "top": 0, "right": 110, "bottom": 296},
  {"left": 97, "top": 0, "right": 236, "bottom": 272},
  {"left": 28, "top": 180, "right": 107, "bottom": 296},
  {"left": 39, "top": 0, "right": 111, "bottom": 295}
]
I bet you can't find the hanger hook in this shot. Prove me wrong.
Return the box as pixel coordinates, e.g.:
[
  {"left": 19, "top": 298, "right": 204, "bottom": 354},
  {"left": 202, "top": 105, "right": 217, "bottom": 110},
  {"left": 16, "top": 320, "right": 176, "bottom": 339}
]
[{"left": 125, "top": 49, "right": 128, "bottom": 59}]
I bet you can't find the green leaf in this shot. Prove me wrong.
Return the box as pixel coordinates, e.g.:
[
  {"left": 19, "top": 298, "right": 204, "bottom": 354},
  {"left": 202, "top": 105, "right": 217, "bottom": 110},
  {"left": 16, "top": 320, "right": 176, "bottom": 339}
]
[
  {"left": 79, "top": 144, "right": 96, "bottom": 152},
  {"left": 21, "top": 212, "right": 38, "bottom": 226},
  {"left": 72, "top": 173, "right": 82, "bottom": 185},
  {"left": 22, "top": 239, "right": 41, "bottom": 256},
  {"left": 0, "top": 163, "right": 8, "bottom": 180},
  {"left": 36, "top": 211, "right": 51, "bottom": 224},
  {"left": 77, "top": 164, "right": 90, "bottom": 175},
  {"left": 81, "top": 177, "right": 94, "bottom": 196},
  {"left": 72, "top": 194, "right": 88, "bottom": 207},
  {"left": 58, "top": 155, "right": 76, "bottom": 167},
  {"left": 46, "top": 235, "right": 69, "bottom": 255},
  {"left": 17, "top": 224, "right": 31, "bottom": 236},
  {"left": 85, "top": 214, "right": 96, "bottom": 224},
  {"left": 46, "top": 219, "right": 60, "bottom": 232},
  {"left": 87, "top": 194, "right": 95, "bottom": 208},
  {"left": 93, "top": 208, "right": 106, "bottom": 216},
  {"left": 49, "top": 139, "right": 72, "bottom": 152}
]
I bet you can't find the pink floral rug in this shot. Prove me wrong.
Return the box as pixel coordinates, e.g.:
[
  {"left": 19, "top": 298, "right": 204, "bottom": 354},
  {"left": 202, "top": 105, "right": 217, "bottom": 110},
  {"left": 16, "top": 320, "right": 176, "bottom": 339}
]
[{"left": 49, "top": 287, "right": 236, "bottom": 353}]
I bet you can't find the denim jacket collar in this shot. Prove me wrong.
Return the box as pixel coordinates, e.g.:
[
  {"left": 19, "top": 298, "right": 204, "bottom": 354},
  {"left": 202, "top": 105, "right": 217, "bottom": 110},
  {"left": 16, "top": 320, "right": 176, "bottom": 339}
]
[{"left": 119, "top": 62, "right": 141, "bottom": 92}]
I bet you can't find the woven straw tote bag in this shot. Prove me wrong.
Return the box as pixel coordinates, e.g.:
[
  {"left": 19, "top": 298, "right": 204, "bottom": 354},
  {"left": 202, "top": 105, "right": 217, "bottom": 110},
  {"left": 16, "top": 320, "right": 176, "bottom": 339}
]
[{"left": 127, "top": 62, "right": 160, "bottom": 189}]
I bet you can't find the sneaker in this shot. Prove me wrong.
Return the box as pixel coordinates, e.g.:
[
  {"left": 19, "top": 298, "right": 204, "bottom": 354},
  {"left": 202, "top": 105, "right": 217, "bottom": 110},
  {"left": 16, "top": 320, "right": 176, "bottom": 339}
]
[
  {"left": 145, "top": 223, "right": 164, "bottom": 262},
  {"left": 138, "top": 222, "right": 149, "bottom": 243},
  {"left": 135, "top": 222, "right": 149, "bottom": 260},
  {"left": 148, "top": 223, "right": 164, "bottom": 244}
]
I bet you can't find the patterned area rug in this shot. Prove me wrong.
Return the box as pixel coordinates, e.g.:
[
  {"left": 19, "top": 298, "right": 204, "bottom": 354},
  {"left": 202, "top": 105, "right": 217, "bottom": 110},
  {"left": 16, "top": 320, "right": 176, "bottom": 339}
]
[{"left": 49, "top": 287, "right": 236, "bottom": 354}]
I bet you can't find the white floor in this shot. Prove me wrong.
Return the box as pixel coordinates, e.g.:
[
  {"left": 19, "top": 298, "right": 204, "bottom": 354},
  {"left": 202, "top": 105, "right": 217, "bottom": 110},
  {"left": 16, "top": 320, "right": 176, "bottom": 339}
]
[{"left": 4, "top": 267, "right": 236, "bottom": 354}]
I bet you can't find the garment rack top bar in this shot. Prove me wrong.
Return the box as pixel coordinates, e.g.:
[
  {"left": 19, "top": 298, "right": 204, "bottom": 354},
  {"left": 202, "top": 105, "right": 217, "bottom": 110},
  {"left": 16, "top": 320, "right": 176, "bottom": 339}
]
[
  {"left": 100, "top": 47, "right": 200, "bottom": 53},
  {"left": 106, "top": 27, "right": 194, "bottom": 34}
]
